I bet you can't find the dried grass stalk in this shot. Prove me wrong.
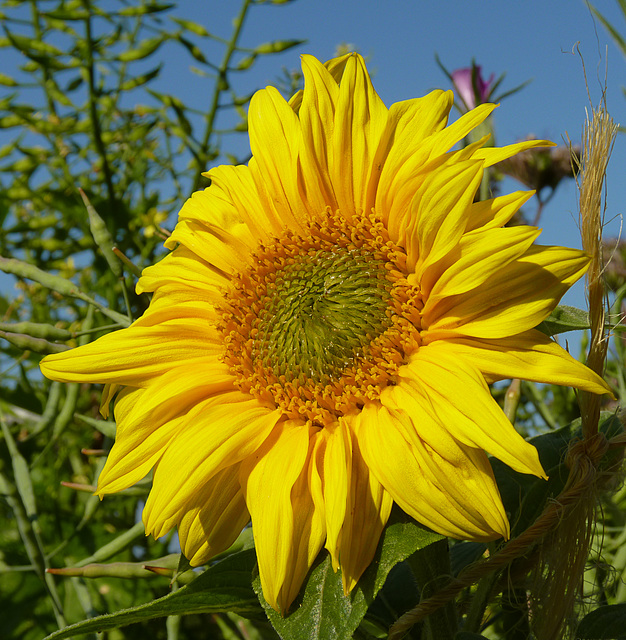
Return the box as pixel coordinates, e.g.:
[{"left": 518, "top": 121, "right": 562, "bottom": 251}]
[{"left": 530, "top": 100, "right": 617, "bottom": 640}]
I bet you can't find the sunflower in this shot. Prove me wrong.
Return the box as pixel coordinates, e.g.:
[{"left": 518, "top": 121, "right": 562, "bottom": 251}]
[{"left": 41, "top": 53, "right": 610, "bottom": 613}]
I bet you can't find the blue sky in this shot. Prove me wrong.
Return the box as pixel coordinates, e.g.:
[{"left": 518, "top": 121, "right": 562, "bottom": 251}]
[
  {"left": 163, "top": 0, "right": 626, "bottom": 316},
  {"left": 145, "top": 0, "right": 626, "bottom": 250}
]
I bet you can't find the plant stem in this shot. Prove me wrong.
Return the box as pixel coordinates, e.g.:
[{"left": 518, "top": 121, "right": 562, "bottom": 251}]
[{"left": 193, "top": 0, "right": 253, "bottom": 190}]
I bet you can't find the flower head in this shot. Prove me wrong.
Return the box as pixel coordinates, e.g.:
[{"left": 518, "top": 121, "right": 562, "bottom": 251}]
[
  {"left": 452, "top": 63, "right": 495, "bottom": 110},
  {"left": 41, "top": 54, "right": 610, "bottom": 614}
]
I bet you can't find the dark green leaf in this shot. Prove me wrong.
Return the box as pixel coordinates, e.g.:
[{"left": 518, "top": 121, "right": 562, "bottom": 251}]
[
  {"left": 576, "top": 604, "right": 626, "bottom": 639},
  {"left": 43, "top": 549, "right": 262, "bottom": 640},
  {"left": 449, "top": 541, "right": 486, "bottom": 576},
  {"left": 259, "top": 518, "right": 442, "bottom": 640},
  {"left": 362, "top": 561, "right": 420, "bottom": 635}
]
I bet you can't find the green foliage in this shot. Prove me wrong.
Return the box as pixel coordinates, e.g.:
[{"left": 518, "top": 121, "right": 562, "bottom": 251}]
[{"left": 256, "top": 517, "right": 442, "bottom": 640}]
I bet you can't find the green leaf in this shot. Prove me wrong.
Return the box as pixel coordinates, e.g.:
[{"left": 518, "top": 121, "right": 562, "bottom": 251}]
[
  {"left": 119, "top": 64, "right": 162, "bottom": 90},
  {"left": 536, "top": 304, "right": 589, "bottom": 336},
  {"left": 254, "top": 39, "right": 306, "bottom": 54},
  {"left": 258, "top": 517, "right": 442, "bottom": 640},
  {"left": 178, "top": 35, "right": 209, "bottom": 64},
  {"left": 455, "top": 633, "right": 491, "bottom": 640},
  {"left": 42, "top": 2, "right": 90, "bottom": 20},
  {"left": 146, "top": 89, "right": 192, "bottom": 135},
  {"left": 118, "top": 2, "right": 175, "bottom": 16},
  {"left": 118, "top": 35, "right": 167, "bottom": 62},
  {"left": 45, "top": 78, "right": 73, "bottom": 107},
  {"left": 171, "top": 17, "right": 210, "bottom": 36},
  {"left": 0, "top": 72, "right": 18, "bottom": 86},
  {"left": 0, "top": 330, "right": 69, "bottom": 354},
  {"left": 237, "top": 54, "right": 256, "bottom": 71},
  {"left": 43, "top": 549, "right": 262, "bottom": 640},
  {"left": 3, "top": 30, "right": 64, "bottom": 57},
  {"left": 576, "top": 604, "right": 626, "bottom": 639}
]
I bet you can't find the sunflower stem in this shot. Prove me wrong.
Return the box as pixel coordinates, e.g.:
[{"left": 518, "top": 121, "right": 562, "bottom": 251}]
[{"left": 406, "top": 539, "right": 457, "bottom": 640}]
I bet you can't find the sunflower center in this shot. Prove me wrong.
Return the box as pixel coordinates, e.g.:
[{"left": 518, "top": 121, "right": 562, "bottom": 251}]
[
  {"left": 220, "top": 210, "right": 423, "bottom": 426},
  {"left": 254, "top": 248, "right": 392, "bottom": 385}
]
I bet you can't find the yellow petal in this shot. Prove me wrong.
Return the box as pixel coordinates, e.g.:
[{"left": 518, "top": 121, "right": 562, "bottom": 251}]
[
  {"left": 143, "top": 398, "right": 282, "bottom": 536},
  {"left": 465, "top": 190, "right": 535, "bottom": 232},
  {"left": 426, "top": 103, "right": 496, "bottom": 158},
  {"left": 473, "top": 139, "right": 556, "bottom": 167},
  {"left": 298, "top": 54, "right": 341, "bottom": 214},
  {"left": 428, "top": 330, "right": 612, "bottom": 395},
  {"left": 96, "top": 361, "right": 235, "bottom": 495},
  {"left": 240, "top": 422, "right": 325, "bottom": 613},
  {"left": 205, "top": 164, "right": 279, "bottom": 242},
  {"left": 388, "top": 406, "right": 510, "bottom": 538},
  {"left": 175, "top": 464, "right": 250, "bottom": 565},
  {"left": 318, "top": 422, "right": 351, "bottom": 571},
  {"left": 354, "top": 404, "right": 508, "bottom": 540},
  {"left": 374, "top": 90, "right": 454, "bottom": 231},
  {"left": 40, "top": 302, "right": 223, "bottom": 387},
  {"left": 423, "top": 245, "right": 590, "bottom": 339},
  {"left": 248, "top": 86, "right": 307, "bottom": 232},
  {"left": 288, "top": 52, "right": 351, "bottom": 112},
  {"left": 406, "top": 159, "right": 484, "bottom": 273},
  {"left": 339, "top": 418, "right": 393, "bottom": 594},
  {"left": 330, "top": 53, "right": 388, "bottom": 217},
  {"left": 99, "top": 382, "right": 120, "bottom": 418},
  {"left": 137, "top": 245, "right": 230, "bottom": 297},
  {"left": 423, "top": 225, "right": 541, "bottom": 300},
  {"left": 165, "top": 216, "right": 251, "bottom": 275},
  {"left": 383, "top": 346, "right": 546, "bottom": 477}
]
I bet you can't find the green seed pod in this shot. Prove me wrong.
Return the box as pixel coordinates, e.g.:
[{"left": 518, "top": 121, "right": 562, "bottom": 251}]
[
  {"left": 79, "top": 189, "right": 122, "bottom": 278},
  {"left": 0, "top": 321, "right": 72, "bottom": 341},
  {"left": 0, "top": 331, "right": 70, "bottom": 354}
]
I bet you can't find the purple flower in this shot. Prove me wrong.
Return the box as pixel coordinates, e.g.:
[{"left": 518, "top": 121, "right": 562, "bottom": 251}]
[{"left": 451, "top": 64, "right": 495, "bottom": 110}]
